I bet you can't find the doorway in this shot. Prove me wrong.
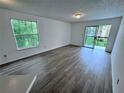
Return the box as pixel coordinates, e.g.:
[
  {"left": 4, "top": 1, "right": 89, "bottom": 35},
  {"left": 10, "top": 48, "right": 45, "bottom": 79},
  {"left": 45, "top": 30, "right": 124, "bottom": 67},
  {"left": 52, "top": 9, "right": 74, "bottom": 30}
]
[{"left": 84, "top": 25, "right": 111, "bottom": 49}]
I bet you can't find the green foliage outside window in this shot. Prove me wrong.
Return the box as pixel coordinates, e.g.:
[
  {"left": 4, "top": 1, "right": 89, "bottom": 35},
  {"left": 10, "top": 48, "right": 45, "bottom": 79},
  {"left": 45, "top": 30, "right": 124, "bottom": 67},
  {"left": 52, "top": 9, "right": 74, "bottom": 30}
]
[
  {"left": 11, "top": 19, "right": 39, "bottom": 50},
  {"left": 85, "top": 37, "right": 108, "bottom": 47}
]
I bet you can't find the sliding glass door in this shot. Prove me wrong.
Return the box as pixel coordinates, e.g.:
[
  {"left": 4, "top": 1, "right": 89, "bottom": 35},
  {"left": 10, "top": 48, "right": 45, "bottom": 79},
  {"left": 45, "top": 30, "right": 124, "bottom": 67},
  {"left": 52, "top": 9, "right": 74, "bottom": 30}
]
[
  {"left": 95, "top": 25, "right": 111, "bottom": 48},
  {"left": 84, "top": 26, "right": 98, "bottom": 49},
  {"left": 84, "top": 25, "right": 111, "bottom": 49}
]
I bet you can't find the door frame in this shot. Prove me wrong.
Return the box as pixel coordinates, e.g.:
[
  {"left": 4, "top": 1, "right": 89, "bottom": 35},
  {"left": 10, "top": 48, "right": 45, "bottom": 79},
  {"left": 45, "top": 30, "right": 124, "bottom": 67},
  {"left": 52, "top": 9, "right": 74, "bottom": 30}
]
[{"left": 83, "top": 25, "right": 99, "bottom": 49}]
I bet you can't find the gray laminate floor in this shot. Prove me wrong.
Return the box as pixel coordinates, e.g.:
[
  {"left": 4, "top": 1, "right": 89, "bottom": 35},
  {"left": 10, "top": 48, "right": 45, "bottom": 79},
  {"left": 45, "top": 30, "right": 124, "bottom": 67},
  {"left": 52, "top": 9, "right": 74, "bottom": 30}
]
[{"left": 0, "top": 45, "right": 112, "bottom": 93}]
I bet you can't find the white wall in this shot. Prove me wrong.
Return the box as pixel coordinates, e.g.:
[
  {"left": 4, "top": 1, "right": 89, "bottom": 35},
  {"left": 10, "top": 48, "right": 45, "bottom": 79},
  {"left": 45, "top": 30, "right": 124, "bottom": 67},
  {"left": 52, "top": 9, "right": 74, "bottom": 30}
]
[
  {"left": 71, "top": 18, "right": 121, "bottom": 52},
  {"left": 0, "top": 9, "right": 71, "bottom": 65},
  {"left": 0, "top": 11, "right": 4, "bottom": 63},
  {"left": 111, "top": 17, "right": 124, "bottom": 93}
]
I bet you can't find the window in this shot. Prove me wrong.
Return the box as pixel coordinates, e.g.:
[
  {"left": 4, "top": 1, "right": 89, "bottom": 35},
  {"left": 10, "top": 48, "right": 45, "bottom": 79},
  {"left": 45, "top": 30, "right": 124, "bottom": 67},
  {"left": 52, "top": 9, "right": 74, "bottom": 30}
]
[{"left": 11, "top": 19, "right": 39, "bottom": 50}]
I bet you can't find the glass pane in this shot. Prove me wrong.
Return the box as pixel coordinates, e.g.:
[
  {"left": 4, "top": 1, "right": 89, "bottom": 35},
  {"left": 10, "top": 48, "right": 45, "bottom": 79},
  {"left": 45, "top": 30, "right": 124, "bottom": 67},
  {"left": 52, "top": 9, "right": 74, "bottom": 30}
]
[
  {"left": 11, "top": 19, "right": 21, "bottom": 34},
  {"left": 15, "top": 35, "right": 39, "bottom": 49},
  {"left": 85, "top": 37, "right": 94, "bottom": 47},
  {"left": 11, "top": 19, "right": 38, "bottom": 35},
  {"left": 25, "top": 21, "right": 33, "bottom": 34},
  {"left": 20, "top": 20, "right": 27, "bottom": 34},
  {"left": 85, "top": 27, "right": 97, "bottom": 36},
  {"left": 97, "top": 25, "right": 111, "bottom": 37},
  {"left": 32, "top": 22, "right": 38, "bottom": 34},
  {"left": 95, "top": 37, "right": 108, "bottom": 47}
]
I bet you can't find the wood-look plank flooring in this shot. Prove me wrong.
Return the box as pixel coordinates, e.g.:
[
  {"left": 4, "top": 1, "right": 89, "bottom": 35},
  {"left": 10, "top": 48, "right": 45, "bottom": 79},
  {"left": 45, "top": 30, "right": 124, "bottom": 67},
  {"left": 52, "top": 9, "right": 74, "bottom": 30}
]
[{"left": 0, "top": 46, "right": 112, "bottom": 93}]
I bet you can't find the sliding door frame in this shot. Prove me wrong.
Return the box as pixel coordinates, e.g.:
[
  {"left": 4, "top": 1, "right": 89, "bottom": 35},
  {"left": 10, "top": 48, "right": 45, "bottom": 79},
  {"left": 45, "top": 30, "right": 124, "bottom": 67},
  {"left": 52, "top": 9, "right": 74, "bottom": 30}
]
[{"left": 83, "top": 25, "right": 99, "bottom": 49}]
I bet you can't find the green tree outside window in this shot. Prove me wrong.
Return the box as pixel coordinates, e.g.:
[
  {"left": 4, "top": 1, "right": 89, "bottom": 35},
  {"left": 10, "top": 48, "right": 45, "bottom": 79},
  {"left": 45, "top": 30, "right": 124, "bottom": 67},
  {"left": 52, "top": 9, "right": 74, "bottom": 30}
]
[{"left": 11, "top": 19, "right": 39, "bottom": 50}]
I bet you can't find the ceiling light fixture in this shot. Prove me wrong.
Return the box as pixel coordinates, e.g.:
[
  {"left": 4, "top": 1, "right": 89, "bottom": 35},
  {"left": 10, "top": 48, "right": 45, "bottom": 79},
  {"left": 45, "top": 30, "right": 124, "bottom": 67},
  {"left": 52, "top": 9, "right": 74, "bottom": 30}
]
[
  {"left": 0, "top": 0, "right": 15, "bottom": 5},
  {"left": 73, "top": 11, "right": 81, "bottom": 19},
  {"left": 73, "top": 11, "right": 85, "bottom": 19}
]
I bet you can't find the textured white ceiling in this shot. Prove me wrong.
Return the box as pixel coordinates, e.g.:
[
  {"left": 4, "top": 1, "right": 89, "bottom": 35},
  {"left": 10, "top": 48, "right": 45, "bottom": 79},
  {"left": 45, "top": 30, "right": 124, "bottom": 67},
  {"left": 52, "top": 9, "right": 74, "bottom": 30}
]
[{"left": 0, "top": 0, "right": 123, "bottom": 22}]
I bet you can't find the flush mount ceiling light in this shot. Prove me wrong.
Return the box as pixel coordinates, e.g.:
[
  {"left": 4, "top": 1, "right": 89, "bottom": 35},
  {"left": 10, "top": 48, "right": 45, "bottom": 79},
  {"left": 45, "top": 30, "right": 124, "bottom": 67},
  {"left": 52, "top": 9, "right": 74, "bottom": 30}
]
[
  {"left": 0, "top": 0, "right": 15, "bottom": 5},
  {"left": 73, "top": 11, "right": 85, "bottom": 19}
]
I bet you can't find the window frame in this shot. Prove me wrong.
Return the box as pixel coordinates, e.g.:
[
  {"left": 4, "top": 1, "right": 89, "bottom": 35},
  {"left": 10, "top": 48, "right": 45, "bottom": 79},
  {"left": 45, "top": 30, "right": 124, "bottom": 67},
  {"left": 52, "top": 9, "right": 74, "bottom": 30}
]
[{"left": 10, "top": 18, "right": 40, "bottom": 50}]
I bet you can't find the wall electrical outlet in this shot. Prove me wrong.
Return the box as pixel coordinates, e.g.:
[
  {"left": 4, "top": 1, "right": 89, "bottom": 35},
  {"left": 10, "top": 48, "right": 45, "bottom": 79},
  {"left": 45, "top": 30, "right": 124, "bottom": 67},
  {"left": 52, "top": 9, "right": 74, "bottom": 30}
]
[{"left": 3, "top": 54, "right": 7, "bottom": 58}]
